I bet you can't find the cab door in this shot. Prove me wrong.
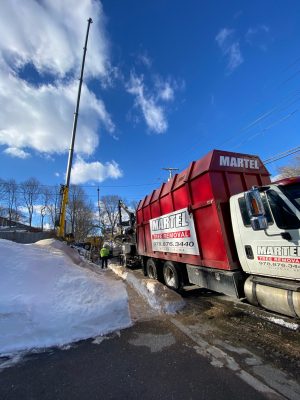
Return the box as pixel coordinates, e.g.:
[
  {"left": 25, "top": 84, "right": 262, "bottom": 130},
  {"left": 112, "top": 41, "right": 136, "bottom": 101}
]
[{"left": 231, "top": 188, "right": 300, "bottom": 280}]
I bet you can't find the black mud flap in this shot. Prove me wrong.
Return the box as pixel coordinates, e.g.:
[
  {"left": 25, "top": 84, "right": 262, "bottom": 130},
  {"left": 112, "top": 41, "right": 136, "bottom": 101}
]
[{"left": 186, "top": 264, "right": 245, "bottom": 298}]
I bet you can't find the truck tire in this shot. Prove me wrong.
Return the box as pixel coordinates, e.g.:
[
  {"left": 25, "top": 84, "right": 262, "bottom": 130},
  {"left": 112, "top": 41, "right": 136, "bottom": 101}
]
[
  {"left": 163, "top": 261, "right": 182, "bottom": 291},
  {"left": 146, "top": 258, "right": 160, "bottom": 280}
]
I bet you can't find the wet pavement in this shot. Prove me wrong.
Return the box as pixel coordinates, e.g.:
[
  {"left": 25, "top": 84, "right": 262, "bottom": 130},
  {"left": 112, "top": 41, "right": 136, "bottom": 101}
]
[
  {"left": 0, "top": 318, "right": 276, "bottom": 400},
  {"left": 1, "top": 260, "right": 299, "bottom": 400}
]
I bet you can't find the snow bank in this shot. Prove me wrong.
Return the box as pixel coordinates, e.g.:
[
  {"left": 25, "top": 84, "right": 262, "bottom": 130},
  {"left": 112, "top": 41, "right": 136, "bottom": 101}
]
[
  {"left": 0, "top": 239, "right": 132, "bottom": 356},
  {"left": 35, "top": 238, "right": 83, "bottom": 265},
  {"left": 109, "top": 264, "right": 185, "bottom": 314}
]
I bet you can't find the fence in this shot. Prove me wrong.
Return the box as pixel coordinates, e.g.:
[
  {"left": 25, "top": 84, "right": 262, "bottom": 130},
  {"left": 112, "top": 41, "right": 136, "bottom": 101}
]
[{"left": 0, "top": 231, "right": 55, "bottom": 244}]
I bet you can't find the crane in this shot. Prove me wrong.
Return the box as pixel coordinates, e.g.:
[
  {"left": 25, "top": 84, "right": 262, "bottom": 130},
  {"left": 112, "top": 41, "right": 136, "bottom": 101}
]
[
  {"left": 57, "top": 18, "right": 93, "bottom": 238},
  {"left": 116, "top": 200, "right": 138, "bottom": 267},
  {"left": 118, "top": 200, "right": 136, "bottom": 233}
]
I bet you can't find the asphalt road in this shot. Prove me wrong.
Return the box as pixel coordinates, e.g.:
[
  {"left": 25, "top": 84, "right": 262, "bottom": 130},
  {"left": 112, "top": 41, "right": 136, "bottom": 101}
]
[{"left": 0, "top": 318, "right": 273, "bottom": 400}]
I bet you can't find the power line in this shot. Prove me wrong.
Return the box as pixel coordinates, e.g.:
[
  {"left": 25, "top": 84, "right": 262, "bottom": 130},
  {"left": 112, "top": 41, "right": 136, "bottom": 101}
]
[
  {"left": 214, "top": 58, "right": 300, "bottom": 151},
  {"left": 263, "top": 145, "right": 300, "bottom": 164},
  {"left": 2, "top": 149, "right": 299, "bottom": 205},
  {"left": 0, "top": 181, "right": 162, "bottom": 190},
  {"left": 278, "top": 69, "right": 300, "bottom": 88},
  {"left": 78, "top": 182, "right": 162, "bottom": 188},
  {"left": 174, "top": 55, "right": 300, "bottom": 169},
  {"left": 175, "top": 90, "right": 300, "bottom": 172},
  {"left": 219, "top": 91, "right": 300, "bottom": 148},
  {"left": 232, "top": 109, "right": 299, "bottom": 150},
  {"left": 282, "top": 56, "right": 300, "bottom": 72}
]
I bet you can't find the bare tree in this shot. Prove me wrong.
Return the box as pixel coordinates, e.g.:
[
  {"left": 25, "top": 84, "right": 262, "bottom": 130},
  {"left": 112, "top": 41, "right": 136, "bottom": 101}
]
[
  {"left": 277, "top": 155, "right": 300, "bottom": 179},
  {"left": 3, "top": 179, "right": 19, "bottom": 226},
  {"left": 98, "top": 209, "right": 108, "bottom": 236},
  {"left": 130, "top": 200, "right": 139, "bottom": 211},
  {"left": 9, "top": 208, "right": 25, "bottom": 223},
  {"left": 20, "top": 178, "right": 41, "bottom": 227},
  {"left": 101, "top": 195, "right": 122, "bottom": 238},
  {"left": 0, "top": 179, "right": 6, "bottom": 201},
  {"left": 0, "top": 179, "right": 6, "bottom": 219},
  {"left": 47, "top": 185, "right": 61, "bottom": 229},
  {"left": 67, "top": 185, "right": 95, "bottom": 241},
  {"left": 39, "top": 185, "right": 52, "bottom": 230}
]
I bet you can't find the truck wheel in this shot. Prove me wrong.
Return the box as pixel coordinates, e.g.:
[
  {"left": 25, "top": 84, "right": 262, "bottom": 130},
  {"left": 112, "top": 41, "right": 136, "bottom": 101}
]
[
  {"left": 146, "top": 258, "right": 159, "bottom": 280},
  {"left": 163, "top": 261, "right": 182, "bottom": 291}
]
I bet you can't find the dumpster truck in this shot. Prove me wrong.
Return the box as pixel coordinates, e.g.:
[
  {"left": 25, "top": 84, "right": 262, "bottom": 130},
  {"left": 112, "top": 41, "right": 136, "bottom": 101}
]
[{"left": 123, "top": 149, "right": 300, "bottom": 318}]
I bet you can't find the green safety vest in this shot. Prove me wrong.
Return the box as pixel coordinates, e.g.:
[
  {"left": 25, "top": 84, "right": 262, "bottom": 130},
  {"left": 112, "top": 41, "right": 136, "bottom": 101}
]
[{"left": 100, "top": 247, "right": 110, "bottom": 258}]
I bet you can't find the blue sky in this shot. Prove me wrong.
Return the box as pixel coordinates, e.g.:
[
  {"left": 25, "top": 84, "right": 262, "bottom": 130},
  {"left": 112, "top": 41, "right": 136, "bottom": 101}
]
[{"left": 0, "top": 0, "right": 300, "bottom": 207}]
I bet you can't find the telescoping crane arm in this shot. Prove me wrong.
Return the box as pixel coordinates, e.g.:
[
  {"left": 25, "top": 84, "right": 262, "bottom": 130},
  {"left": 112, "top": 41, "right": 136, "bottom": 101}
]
[
  {"left": 57, "top": 18, "right": 93, "bottom": 238},
  {"left": 118, "top": 200, "right": 136, "bottom": 231},
  {"left": 57, "top": 184, "right": 69, "bottom": 238}
]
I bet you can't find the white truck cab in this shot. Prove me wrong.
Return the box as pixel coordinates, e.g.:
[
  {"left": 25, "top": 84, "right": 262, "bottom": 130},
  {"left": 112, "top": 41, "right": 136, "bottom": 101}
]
[{"left": 230, "top": 177, "right": 300, "bottom": 317}]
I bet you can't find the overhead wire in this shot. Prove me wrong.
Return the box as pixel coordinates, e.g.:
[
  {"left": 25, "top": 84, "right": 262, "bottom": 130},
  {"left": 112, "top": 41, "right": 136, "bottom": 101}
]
[
  {"left": 174, "top": 53, "right": 300, "bottom": 170},
  {"left": 232, "top": 109, "right": 299, "bottom": 150},
  {"left": 219, "top": 58, "right": 300, "bottom": 147},
  {"left": 2, "top": 148, "right": 300, "bottom": 207},
  {"left": 263, "top": 145, "right": 300, "bottom": 165},
  {"left": 218, "top": 91, "right": 300, "bottom": 148},
  {"left": 282, "top": 56, "right": 300, "bottom": 72},
  {"left": 3, "top": 56, "right": 300, "bottom": 203},
  {"left": 174, "top": 90, "right": 300, "bottom": 172},
  {"left": 278, "top": 69, "right": 300, "bottom": 87}
]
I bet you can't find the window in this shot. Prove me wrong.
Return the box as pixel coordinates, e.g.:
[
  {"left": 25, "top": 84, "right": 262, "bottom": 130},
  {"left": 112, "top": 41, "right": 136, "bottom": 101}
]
[
  {"left": 239, "top": 195, "right": 273, "bottom": 227},
  {"left": 279, "top": 183, "right": 300, "bottom": 212},
  {"left": 266, "top": 189, "right": 300, "bottom": 230}
]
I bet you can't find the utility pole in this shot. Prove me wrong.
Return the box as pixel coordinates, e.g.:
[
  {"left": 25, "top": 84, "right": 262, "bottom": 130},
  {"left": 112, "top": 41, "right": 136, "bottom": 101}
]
[
  {"left": 57, "top": 18, "right": 93, "bottom": 238},
  {"left": 162, "top": 167, "right": 179, "bottom": 181}
]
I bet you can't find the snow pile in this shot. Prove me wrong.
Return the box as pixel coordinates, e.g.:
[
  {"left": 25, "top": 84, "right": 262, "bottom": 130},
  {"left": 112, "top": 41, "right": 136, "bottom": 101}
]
[
  {"left": 109, "top": 264, "right": 185, "bottom": 314},
  {"left": 0, "top": 239, "right": 132, "bottom": 356}
]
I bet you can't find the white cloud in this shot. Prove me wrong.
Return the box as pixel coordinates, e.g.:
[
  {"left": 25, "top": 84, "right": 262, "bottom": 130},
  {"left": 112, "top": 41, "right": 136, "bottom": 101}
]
[
  {"left": 137, "top": 52, "right": 152, "bottom": 68},
  {"left": 100, "top": 65, "right": 123, "bottom": 89},
  {"left": 157, "top": 81, "right": 174, "bottom": 102},
  {"left": 127, "top": 51, "right": 183, "bottom": 132},
  {"left": 0, "top": 0, "right": 117, "bottom": 161},
  {"left": 0, "top": 71, "right": 114, "bottom": 156},
  {"left": 216, "top": 28, "right": 243, "bottom": 73},
  {"left": 227, "top": 42, "right": 243, "bottom": 72},
  {"left": 245, "top": 25, "right": 270, "bottom": 50},
  {"left": 3, "top": 147, "right": 30, "bottom": 159},
  {"left": 71, "top": 157, "right": 123, "bottom": 185},
  {"left": 246, "top": 25, "right": 269, "bottom": 41},
  {"left": 216, "top": 28, "right": 234, "bottom": 48},
  {"left": 0, "top": 0, "right": 108, "bottom": 78},
  {"left": 126, "top": 74, "right": 169, "bottom": 133}
]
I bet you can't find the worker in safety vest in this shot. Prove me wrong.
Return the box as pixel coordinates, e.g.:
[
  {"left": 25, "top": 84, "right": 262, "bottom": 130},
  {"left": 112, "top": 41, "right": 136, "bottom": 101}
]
[{"left": 100, "top": 245, "right": 110, "bottom": 269}]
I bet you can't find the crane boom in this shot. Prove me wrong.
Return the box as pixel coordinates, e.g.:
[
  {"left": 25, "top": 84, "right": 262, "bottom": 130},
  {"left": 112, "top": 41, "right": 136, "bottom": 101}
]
[
  {"left": 118, "top": 200, "right": 136, "bottom": 231},
  {"left": 57, "top": 18, "right": 93, "bottom": 238}
]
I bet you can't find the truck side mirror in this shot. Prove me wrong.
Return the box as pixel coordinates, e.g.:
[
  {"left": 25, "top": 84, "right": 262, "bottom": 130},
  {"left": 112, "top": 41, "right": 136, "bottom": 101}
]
[{"left": 244, "top": 188, "right": 268, "bottom": 231}]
